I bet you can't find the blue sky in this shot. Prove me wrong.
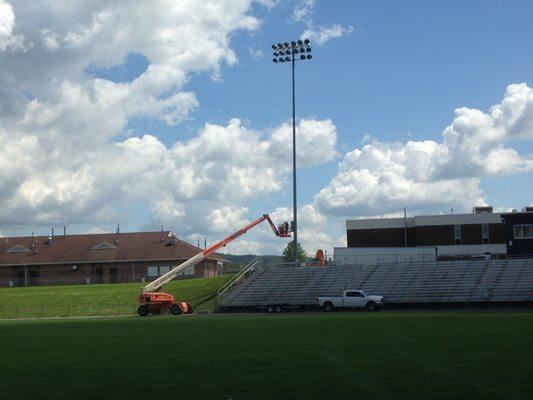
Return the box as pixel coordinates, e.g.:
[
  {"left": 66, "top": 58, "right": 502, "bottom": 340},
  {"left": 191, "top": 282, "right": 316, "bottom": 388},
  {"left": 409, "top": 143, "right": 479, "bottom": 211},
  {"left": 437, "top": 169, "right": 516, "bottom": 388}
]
[
  {"left": 113, "top": 0, "right": 533, "bottom": 227},
  {"left": 1, "top": 0, "right": 532, "bottom": 254}
]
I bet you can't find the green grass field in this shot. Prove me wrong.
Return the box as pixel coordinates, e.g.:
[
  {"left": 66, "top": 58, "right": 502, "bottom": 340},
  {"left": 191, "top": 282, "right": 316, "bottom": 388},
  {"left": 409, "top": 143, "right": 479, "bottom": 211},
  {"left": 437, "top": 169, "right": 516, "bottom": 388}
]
[
  {"left": 0, "top": 275, "right": 233, "bottom": 318},
  {"left": 1, "top": 311, "right": 531, "bottom": 399}
]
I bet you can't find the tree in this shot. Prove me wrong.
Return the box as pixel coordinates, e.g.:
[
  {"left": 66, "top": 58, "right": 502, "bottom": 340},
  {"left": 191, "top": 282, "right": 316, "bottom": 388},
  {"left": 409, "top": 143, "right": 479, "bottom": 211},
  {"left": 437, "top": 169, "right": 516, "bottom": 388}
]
[{"left": 282, "top": 241, "right": 307, "bottom": 263}]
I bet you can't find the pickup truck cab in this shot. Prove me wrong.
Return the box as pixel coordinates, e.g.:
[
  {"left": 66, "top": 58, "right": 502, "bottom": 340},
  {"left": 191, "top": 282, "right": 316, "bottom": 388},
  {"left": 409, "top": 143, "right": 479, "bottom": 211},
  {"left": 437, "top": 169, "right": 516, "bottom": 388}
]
[{"left": 317, "top": 290, "right": 384, "bottom": 312}]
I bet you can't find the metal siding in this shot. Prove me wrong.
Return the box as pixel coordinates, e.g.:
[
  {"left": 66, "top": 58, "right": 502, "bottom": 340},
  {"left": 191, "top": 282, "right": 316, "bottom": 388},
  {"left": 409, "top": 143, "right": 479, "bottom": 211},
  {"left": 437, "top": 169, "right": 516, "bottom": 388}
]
[
  {"left": 347, "top": 228, "right": 409, "bottom": 247},
  {"left": 415, "top": 225, "right": 455, "bottom": 246},
  {"left": 461, "top": 224, "right": 482, "bottom": 245}
]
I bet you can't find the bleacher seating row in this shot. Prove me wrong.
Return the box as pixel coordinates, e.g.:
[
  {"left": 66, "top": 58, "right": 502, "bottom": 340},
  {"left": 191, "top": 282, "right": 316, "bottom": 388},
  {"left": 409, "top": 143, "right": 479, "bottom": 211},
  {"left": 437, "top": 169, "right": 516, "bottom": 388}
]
[{"left": 218, "top": 258, "right": 533, "bottom": 308}]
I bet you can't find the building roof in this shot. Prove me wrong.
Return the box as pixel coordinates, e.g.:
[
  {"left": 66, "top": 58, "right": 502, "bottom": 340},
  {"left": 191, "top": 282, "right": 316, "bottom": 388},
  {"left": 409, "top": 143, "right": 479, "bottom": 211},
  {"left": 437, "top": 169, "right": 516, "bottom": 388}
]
[
  {"left": 346, "top": 212, "right": 504, "bottom": 230},
  {"left": 0, "top": 231, "right": 222, "bottom": 266}
]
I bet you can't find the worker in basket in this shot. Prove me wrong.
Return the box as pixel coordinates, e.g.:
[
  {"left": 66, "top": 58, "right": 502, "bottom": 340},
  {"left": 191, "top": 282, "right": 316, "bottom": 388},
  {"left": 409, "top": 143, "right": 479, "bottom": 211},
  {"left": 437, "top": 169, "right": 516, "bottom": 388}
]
[{"left": 278, "top": 221, "right": 289, "bottom": 235}]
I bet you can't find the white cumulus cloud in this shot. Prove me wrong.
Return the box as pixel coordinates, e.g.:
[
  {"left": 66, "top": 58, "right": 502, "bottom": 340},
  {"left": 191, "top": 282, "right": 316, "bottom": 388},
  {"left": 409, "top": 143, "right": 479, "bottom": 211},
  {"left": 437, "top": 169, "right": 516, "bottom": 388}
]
[
  {"left": 0, "top": 0, "right": 29, "bottom": 51},
  {"left": 301, "top": 24, "right": 354, "bottom": 45},
  {"left": 293, "top": 0, "right": 353, "bottom": 46},
  {"left": 315, "top": 83, "right": 533, "bottom": 217}
]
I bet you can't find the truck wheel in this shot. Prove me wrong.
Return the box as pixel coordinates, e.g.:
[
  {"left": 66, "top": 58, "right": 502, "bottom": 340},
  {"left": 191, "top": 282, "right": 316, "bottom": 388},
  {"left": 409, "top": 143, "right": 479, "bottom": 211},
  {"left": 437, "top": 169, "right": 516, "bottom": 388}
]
[
  {"left": 137, "top": 305, "right": 149, "bottom": 317},
  {"left": 324, "top": 302, "right": 334, "bottom": 312},
  {"left": 275, "top": 305, "right": 283, "bottom": 313},
  {"left": 267, "top": 305, "right": 275, "bottom": 313},
  {"left": 171, "top": 304, "right": 182, "bottom": 315},
  {"left": 366, "top": 301, "right": 376, "bottom": 312}
]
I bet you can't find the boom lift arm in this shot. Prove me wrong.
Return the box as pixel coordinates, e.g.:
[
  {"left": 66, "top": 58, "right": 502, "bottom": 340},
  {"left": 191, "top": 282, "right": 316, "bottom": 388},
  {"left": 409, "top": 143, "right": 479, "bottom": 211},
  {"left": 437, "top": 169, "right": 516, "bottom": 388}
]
[{"left": 142, "top": 214, "right": 289, "bottom": 294}]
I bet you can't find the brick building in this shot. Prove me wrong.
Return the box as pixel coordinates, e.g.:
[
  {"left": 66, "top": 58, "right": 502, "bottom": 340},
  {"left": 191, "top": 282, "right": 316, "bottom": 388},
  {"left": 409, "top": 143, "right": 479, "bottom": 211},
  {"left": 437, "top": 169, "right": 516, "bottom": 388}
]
[
  {"left": 335, "top": 206, "right": 533, "bottom": 264},
  {"left": 0, "top": 231, "right": 224, "bottom": 287}
]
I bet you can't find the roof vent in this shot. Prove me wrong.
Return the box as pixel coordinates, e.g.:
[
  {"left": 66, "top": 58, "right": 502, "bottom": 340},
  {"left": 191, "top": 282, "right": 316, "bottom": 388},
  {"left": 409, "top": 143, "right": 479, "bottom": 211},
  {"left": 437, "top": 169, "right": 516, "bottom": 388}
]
[
  {"left": 6, "top": 245, "right": 32, "bottom": 253},
  {"left": 523, "top": 206, "right": 533, "bottom": 213},
  {"left": 167, "top": 232, "right": 178, "bottom": 246},
  {"left": 473, "top": 206, "right": 493, "bottom": 214},
  {"left": 91, "top": 242, "right": 118, "bottom": 250}
]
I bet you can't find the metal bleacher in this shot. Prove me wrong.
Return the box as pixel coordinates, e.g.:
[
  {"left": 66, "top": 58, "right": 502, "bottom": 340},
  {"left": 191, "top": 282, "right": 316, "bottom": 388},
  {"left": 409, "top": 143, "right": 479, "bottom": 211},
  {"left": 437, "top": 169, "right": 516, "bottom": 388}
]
[{"left": 218, "top": 258, "right": 533, "bottom": 309}]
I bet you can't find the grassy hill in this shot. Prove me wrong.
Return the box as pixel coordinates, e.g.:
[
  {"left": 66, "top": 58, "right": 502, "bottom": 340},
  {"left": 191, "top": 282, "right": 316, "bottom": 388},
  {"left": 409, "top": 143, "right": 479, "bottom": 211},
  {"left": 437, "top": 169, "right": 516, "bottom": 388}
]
[
  {"left": 1, "top": 311, "right": 531, "bottom": 399},
  {"left": 0, "top": 274, "right": 233, "bottom": 318}
]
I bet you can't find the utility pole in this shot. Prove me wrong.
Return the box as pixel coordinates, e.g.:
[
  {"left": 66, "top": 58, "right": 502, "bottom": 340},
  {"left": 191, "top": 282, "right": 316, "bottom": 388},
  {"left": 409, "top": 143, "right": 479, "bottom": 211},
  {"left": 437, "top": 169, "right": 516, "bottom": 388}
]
[
  {"left": 403, "top": 207, "right": 408, "bottom": 247},
  {"left": 271, "top": 39, "right": 313, "bottom": 264}
]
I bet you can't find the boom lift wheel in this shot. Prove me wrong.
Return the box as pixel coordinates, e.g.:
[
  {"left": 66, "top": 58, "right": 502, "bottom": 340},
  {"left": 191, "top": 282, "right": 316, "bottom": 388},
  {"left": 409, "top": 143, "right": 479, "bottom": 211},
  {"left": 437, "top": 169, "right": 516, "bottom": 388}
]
[
  {"left": 171, "top": 304, "right": 182, "bottom": 315},
  {"left": 138, "top": 305, "right": 149, "bottom": 317},
  {"left": 275, "top": 305, "right": 283, "bottom": 313},
  {"left": 267, "top": 305, "right": 275, "bottom": 313}
]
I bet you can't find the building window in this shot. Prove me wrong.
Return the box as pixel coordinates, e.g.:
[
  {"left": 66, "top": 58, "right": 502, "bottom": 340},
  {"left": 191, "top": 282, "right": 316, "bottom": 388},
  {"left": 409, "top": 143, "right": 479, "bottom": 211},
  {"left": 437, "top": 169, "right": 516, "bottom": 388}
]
[
  {"left": 514, "top": 225, "right": 533, "bottom": 239},
  {"left": 147, "top": 266, "right": 158, "bottom": 276},
  {"left": 514, "top": 224, "right": 532, "bottom": 239},
  {"left": 159, "top": 266, "right": 170, "bottom": 275},
  {"left": 6, "top": 245, "right": 31, "bottom": 253},
  {"left": 179, "top": 266, "right": 194, "bottom": 276},
  {"left": 91, "top": 242, "right": 117, "bottom": 250},
  {"left": 454, "top": 224, "right": 462, "bottom": 245},
  {"left": 482, "top": 223, "right": 489, "bottom": 244}
]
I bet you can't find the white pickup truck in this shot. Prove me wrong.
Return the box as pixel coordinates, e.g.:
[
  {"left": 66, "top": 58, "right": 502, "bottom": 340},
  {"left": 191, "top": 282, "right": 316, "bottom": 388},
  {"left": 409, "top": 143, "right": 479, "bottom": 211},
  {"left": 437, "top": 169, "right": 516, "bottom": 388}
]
[{"left": 317, "top": 290, "right": 384, "bottom": 312}]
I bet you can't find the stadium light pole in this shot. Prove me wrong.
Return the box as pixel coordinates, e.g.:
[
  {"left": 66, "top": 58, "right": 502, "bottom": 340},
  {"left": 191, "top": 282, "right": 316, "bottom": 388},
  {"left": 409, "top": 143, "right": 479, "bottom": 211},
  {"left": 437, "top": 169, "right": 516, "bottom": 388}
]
[{"left": 271, "top": 39, "right": 313, "bottom": 264}]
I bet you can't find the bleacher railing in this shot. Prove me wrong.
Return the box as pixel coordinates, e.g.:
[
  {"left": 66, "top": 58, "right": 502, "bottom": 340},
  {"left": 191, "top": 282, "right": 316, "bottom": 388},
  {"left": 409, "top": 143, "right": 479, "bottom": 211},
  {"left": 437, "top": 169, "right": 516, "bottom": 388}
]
[{"left": 217, "top": 257, "right": 262, "bottom": 299}]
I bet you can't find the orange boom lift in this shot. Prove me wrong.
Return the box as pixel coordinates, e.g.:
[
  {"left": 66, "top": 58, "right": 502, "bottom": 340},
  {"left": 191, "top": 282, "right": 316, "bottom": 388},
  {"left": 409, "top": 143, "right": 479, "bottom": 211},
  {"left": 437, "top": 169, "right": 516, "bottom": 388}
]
[{"left": 137, "top": 214, "right": 290, "bottom": 316}]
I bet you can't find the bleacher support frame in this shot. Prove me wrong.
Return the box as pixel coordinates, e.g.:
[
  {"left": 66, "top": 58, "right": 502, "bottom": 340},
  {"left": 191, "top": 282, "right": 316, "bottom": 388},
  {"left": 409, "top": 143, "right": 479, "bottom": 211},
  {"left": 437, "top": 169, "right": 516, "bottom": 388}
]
[{"left": 218, "top": 258, "right": 533, "bottom": 311}]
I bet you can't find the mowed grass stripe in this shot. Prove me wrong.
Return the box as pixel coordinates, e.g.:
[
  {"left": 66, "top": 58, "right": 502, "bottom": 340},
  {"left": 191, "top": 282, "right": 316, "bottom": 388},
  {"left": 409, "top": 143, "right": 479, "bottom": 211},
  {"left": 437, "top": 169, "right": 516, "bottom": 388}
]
[
  {"left": 0, "top": 274, "right": 233, "bottom": 318},
  {"left": 1, "top": 312, "right": 532, "bottom": 400}
]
